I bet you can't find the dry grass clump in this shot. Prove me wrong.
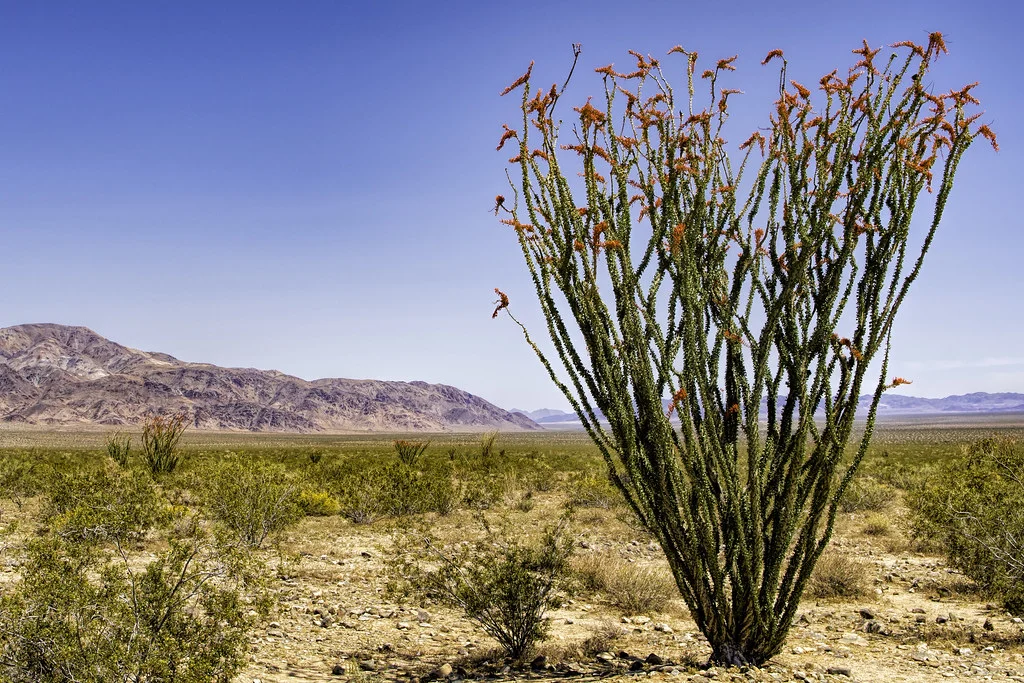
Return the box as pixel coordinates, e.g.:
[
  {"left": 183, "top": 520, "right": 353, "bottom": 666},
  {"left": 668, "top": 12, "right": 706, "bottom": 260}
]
[
  {"left": 807, "top": 552, "right": 870, "bottom": 599},
  {"left": 574, "top": 553, "right": 677, "bottom": 614},
  {"left": 861, "top": 512, "right": 893, "bottom": 536}
]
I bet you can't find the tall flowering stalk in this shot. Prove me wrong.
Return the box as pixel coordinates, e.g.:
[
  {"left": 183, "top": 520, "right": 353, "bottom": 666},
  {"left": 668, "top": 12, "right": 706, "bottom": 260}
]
[{"left": 494, "top": 35, "right": 992, "bottom": 665}]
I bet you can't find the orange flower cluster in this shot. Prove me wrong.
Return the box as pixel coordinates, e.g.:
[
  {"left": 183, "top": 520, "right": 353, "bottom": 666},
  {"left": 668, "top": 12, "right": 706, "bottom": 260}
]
[
  {"left": 500, "top": 61, "right": 533, "bottom": 97},
  {"left": 491, "top": 289, "right": 509, "bottom": 318}
]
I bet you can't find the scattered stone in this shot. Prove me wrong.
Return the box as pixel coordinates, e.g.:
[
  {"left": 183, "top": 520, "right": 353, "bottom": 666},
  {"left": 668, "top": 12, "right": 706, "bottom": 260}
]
[
  {"left": 531, "top": 655, "right": 547, "bottom": 671},
  {"left": 633, "top": 615, "right": 651, "bottom": 625},
  {"left": 358, "top": 659, "right": 377, "bottom": 672},
  {"left": 826, "top": 666, "right": 852, "bottom": 677},
  {"left": 984, "top": 618, "right": 995, "bottom": 630},
  {"left": 629, "top": 660, "right": 645, "bottom": 671},
  {"left": 331, "top": 663, "right": 346, "bottom": 676},
  {"left": 839, "top": 632, "right": 868, "bottom": 647},
  {"left": 434, "top": 662, "right": 453, "bottom": 678},
  {"left": 936, "top": 615, "right": 948, "bottom": 624},
  {"left": 863, "top": 620, "right": 882, "bottom": 634},
  {"left": 416, "top": 609, "right": 431, "bottom": 622},
  {"left": 397, "top": 622, "right": 410, "bottom": 630},
  {"left": 655, "top": 623, "right": 674, "bottom": 633},
  {"left": 319, "top": 614, "right": 335, "bottom": 628},
  {"left": 646, "top": 653, "right": 665, "bottom": 665},
  {"left": 596, "top": 652, "right": 615, "bottom": 663},
  {"left": 859, "top": 608, "right": 875, "bottom": 620}
]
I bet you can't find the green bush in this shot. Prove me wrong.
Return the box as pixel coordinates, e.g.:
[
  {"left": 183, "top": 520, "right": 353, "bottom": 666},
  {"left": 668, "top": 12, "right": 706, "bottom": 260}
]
[
  {"left": 44, "top": 468, "right": 165, "bottom": 545},
  {"left": 392, "top": 516, "right": 574, "bottom": 660},
  {"left": 141, "top": 413, "right": 188, "bottom": 476},
  {"left": 907, "top": 438, "right": 1024, "bottom": 613},
  {"left": 202, "top": 461, "right": 303, "bottom": 548},
  {"left": 0, "top": 517, "right": 266, "bottom": 682}
]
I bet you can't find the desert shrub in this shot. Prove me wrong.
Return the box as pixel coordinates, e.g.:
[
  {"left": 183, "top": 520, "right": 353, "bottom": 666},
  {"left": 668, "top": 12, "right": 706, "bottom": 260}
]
[
  {"left": 839, "top": 477, "right": 895, "bottom": 513},
  {"left": 907, "top": 438, "right": 1024, "bottom": 613},
  {"left": 0, "top": 516, "right": 266, "bottom": 682},
  {"left": 573, "top": 553, "right": 676, "bottom": 614},
  {"left": 44, "top": 467, "right": 165, "bottom": 545},
  {"left": 0, "top": 458, "right": 43, "bottom": 510},
  {"left": 105, "top": 432, "right": 132, "bottom": 469},
  {"left": 392, "top": 516, "right": 574, "bottom": 660},
  {"left": 333, "top": 462, "right": 457, "bottom": 522},
  {"left": 141, "top": 413, "right": 188, "bottom": 476},
  {"left": 336, "top": 468, "right": 389, "bottom": 524},
  {"left": 460, "top": 471, "right": 506, "bottom": 510},
  {"left": 861, "top": 512, "right": 892, "bottom": 536},
  {"left": 297, "top": 489, "right": 341, "bottom": 516},
  {"left": 806, "top": 552, "right": 869, "bottom": 599},
  {"left": 202, "top": 461, "right": 303, "bottom": 548},
  {"left": 394, "top": 440, "right": 429, "bottom": 467},
  {"left": 566, "top": 473, "right": 622, "bottom": 509}
]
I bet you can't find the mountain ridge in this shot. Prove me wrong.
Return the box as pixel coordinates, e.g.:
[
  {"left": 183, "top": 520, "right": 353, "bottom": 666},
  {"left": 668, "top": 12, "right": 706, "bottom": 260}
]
[
  {"left": 516, "top": 391, "right": 1024, "bottom": 425},
  {"left": 0, "top": 323, "right": 539, "bottom": 433}
]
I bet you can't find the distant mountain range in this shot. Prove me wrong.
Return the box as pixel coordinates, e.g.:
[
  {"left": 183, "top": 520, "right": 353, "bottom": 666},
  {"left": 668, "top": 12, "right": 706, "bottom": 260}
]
[
  {"left": 0, "top": 324, "right": 539, "bottom": 433},
  {"left": 514, "top": 391, "right": 1024, "bottom": 425}
]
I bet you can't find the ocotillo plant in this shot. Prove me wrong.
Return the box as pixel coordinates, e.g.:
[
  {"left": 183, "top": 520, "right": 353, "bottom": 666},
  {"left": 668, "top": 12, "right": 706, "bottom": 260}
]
[{"left": 494, "top": 35, "right": 993, "bottom": 665}]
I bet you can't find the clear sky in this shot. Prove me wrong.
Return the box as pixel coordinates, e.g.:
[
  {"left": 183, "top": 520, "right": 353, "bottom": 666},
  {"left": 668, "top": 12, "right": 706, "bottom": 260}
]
[{"left": 1, "top": 0, "right": 1019, "bottom": 411}]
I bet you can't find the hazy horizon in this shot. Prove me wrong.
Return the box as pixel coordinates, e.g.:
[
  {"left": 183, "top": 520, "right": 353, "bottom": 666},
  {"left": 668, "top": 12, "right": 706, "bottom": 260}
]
[{"left": 2, "top": 0, "right": 1019, "bottom": 411}]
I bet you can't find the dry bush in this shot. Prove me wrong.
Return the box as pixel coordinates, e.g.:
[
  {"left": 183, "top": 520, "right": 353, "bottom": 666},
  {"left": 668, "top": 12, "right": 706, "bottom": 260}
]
[
  {"left": 807, "top": 552, "right": 870, "bottom": 599},
  {"left": 574, "top": 553, "right": 676, "bottom": 615},
  {"left": 862, "top": 512, "right": 893, "bottom": 536},
  {"left": 840, "top": 477, "right": 896, "bottom": 513}
]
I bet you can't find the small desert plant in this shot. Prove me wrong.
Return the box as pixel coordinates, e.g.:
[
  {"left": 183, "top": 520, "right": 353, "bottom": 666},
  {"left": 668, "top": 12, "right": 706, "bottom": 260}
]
[
  {"left": 394, "top": 440, "right": 429, "bottom": 467},
  {"left": 308, "top": 450, "right": 324, "bottom": 465},
  {"left": 806, "top": 552, "right": 869, "bottom": 599},
  {"left": 141, "top": 413, "right": 188, "bottom": 476},
  {"left": 907, "top": 438, "right": 1024, "bottom": 614},
  {"left": 203, "top": 461, "right": 303, "bottom": 548},
  {"left": 105, "top": 432, "right": 132, "bottom": 468},
  {"left": 392, "top": 515, "right": 574, "bottom": 660}
]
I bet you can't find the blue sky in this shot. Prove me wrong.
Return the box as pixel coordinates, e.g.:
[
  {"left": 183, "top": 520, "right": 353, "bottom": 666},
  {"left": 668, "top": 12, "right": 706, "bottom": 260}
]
[{"left": 1, "top": 0, "right": 1019, "bottom": 411}]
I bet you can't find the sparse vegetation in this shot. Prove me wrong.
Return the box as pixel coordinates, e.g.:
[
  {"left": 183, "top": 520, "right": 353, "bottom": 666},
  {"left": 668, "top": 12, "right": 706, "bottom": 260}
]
[{"left": 201, "top": 460, "right": 303, "bottom": 548}]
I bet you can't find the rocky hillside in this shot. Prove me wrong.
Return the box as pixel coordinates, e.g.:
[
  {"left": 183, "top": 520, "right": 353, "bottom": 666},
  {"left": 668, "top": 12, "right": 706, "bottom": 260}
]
[{"left": 0, "top": 324, "right": 539, "bottom": 433}]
